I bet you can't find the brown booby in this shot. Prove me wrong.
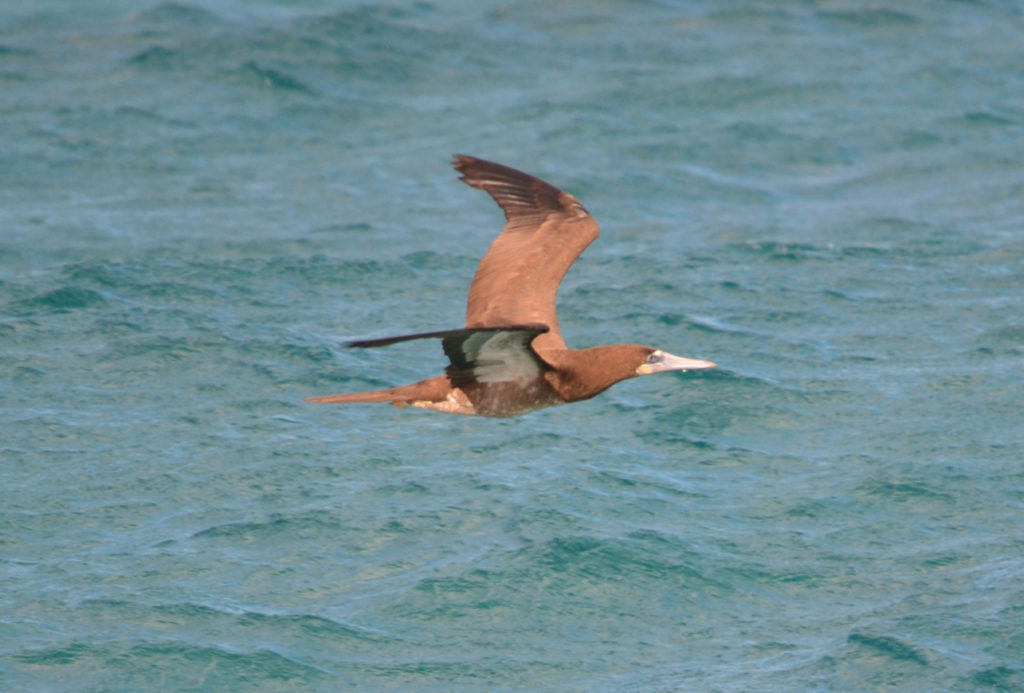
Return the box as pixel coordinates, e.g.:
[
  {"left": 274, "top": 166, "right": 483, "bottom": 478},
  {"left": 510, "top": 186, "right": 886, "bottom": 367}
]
[{"left": 307, "top": 155, "right": 716, "bottom": 417}]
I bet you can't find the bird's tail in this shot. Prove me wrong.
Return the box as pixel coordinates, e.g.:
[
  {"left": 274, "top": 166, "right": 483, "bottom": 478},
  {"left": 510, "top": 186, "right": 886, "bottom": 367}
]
[
  {"left": 306, "top": 390, "right": 402, "bottom": 404},
  {"left": 306, "top": 376, "right": 449, "bottom": 406}
]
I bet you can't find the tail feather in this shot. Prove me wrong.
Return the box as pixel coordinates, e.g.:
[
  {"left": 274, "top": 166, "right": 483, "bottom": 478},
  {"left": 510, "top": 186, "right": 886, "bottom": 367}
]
[
  {"left": 306, "top": 376, "right": 450, "bottom": 405},
  {"left": 305, "top": 390, "right": 404, "bottom": 404}
]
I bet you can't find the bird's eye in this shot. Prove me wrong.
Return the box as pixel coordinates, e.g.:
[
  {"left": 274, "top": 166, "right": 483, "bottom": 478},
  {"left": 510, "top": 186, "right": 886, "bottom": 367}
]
[{"left": 646, "top": 351, "right": 662, "bottom": 364}]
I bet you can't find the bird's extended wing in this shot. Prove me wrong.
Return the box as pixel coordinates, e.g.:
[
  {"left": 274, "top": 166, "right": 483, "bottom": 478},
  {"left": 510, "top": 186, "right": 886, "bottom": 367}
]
[
  {"left": 348, "top": 323, "right": 551, "bottom": 387},
  {"left": 452, "top": 155, "right": 599, "bottom": 352}
]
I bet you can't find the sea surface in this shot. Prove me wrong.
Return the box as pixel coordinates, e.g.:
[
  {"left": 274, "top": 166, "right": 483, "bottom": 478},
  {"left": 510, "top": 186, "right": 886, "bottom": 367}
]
[{"left": 2, "top": 1, "right": 1023, "bottom": 691}]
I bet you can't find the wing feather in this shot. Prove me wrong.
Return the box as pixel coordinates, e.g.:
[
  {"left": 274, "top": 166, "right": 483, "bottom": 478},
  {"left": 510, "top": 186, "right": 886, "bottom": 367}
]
[
  {"left": 452, "top": 155, "right": 599, "bottom": 352},
  {"left": 346, "top": 324, "right": 551, "bottom": 389}
]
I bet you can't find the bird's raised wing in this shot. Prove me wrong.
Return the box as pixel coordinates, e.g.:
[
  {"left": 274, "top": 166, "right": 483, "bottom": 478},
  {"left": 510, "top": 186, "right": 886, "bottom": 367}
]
[{"left": 452, "top": 155, "right": 599, "bottom": 352}]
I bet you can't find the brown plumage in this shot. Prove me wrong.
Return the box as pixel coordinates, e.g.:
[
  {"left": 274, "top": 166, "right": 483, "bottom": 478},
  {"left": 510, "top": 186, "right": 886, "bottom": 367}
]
[{"left": 307, "top": 155, "right": 716, "bottom": 417}]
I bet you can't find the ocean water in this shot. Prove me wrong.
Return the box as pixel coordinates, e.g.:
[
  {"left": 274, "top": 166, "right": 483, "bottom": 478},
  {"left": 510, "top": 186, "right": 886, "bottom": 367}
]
[{"left": 2, "top": 0, "right": 1023, "bottom": 690}]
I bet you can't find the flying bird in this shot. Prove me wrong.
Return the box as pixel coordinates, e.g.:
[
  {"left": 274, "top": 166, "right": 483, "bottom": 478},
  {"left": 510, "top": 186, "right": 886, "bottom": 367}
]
[{"left": 307, "top": 155, "right": 715, "bottom": 417}]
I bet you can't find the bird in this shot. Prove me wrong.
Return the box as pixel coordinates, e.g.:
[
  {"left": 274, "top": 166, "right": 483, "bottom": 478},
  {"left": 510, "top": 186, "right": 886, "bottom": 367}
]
[{"left": 306, "top": 155, "right": 715, "bottom": 417}]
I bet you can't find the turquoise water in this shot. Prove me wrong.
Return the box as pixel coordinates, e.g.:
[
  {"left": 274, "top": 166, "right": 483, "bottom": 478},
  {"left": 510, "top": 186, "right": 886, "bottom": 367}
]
[{"left": 3, "top": 1, "right": 1023, "bottom": 690}]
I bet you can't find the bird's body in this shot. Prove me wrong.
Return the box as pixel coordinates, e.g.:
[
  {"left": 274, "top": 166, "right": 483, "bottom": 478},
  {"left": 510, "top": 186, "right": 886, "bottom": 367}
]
[{"left": 307, "top": 155, "right": 715, "bottom": 417}]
